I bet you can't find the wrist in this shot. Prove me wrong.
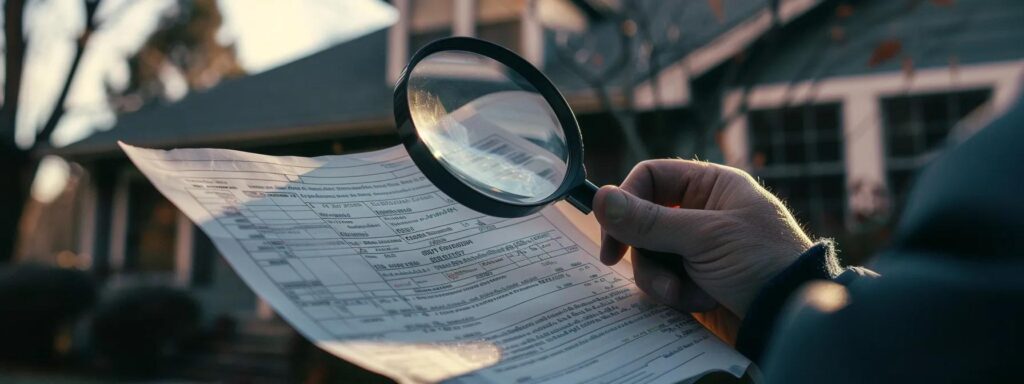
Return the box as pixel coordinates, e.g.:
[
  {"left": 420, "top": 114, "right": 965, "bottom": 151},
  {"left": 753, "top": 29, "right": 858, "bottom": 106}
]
[{"left": 734, "top": 240, "right": 841, "bottom": 363}]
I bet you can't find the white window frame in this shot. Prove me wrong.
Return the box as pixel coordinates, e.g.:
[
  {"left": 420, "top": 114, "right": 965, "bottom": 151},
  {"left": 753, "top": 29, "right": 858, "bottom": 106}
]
[{"left": 720, "top": 60, "right": 1024, "bottom": 220}]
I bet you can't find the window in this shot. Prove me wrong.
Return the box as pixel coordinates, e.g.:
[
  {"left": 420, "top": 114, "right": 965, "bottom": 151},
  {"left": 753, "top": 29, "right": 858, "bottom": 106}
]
[
  {"left": 407, "top": 1, "right": 525, "bottom": 57},
  {"left": 410, "top": 26, "right": 453, "bottom": 57},
  {"left": 478, "top": 19, "right": 521, "bottom": 52},
  {"left": 881, "top": 89, "right": 990, "bottom": 212},
  {"left": 124, "top": 179, "right": 177, "bottom": 273},
  {"left": 407, "top": 0, "right": 456, "bottom": 57},
  {"left": 748, "top": 104, "right": 846, "bottom": 236}
]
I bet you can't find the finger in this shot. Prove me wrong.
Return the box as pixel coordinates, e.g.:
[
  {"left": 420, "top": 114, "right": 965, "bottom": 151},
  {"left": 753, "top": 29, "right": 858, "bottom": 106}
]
[
  {"left": 618, "top": 159, "right": 734, "bottom": 210},
  {"left": 631, "top": 248, "right": 717, "bottom": 312},
  {"left": 600, "top": 229, "right": 628, "bottom": 266},
  {"left": 593, "top": 185, "right": 709, "bottom": 254},
  {"left": 598, "top": 159, "right": 737, "bottom": 265}
]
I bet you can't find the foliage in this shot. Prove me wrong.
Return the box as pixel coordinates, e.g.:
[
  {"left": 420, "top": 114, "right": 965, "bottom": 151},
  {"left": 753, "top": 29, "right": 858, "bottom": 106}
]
[
  {"left": 110, "top": 0, "right": 244, "bottom": 113},
  {"left": 0, "top": 0, "right": 243, "bottom": 262}
]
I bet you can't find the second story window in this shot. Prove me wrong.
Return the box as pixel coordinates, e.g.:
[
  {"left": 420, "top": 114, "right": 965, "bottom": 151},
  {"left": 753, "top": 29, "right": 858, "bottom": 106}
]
[
  {"left": 882, "top": 89, "right": 991, "bottom": 214},
  {"left": 748, "top": 103, "right": 846, "bottom": 236},
  {"left": 479, "top": 17, "right": 524, "bottom": 52},
  {"left": 408, "top": 0, "right": 456, "bottom": 56},
  {"left": 409, "top": 25, "right": 454, "bottom": 57},
  {"left": 391, "top": 0, "right": 548, "bottom": 83}
]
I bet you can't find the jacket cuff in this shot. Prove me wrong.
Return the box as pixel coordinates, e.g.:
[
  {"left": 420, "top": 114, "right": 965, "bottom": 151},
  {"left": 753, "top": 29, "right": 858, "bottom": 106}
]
[{"left": 735, "top": 240, "right": 842, "bottom": 364}]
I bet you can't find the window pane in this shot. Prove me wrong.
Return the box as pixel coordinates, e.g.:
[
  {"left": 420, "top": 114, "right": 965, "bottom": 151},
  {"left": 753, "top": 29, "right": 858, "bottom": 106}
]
[
  {"left": 883, "top": 89, "right": 991, "bottom": 160},
  {"left": 887, "top": 129, "right": 917, "bottom": 158},
  {"left": 814, "top": 104, "right": 841, "bottom": 134},
  {"left": 921, "top": 94, "right": 949, "bottom": 125},
  {"left": 751, "top": 145, "right": 773, "bottom": 168},
  {"left": 883, "top": 88, "right": 992, "bottom": 220},
  {"left": 748, "top": 111, "right": 777, "bottom": 167},
  {"left": 410, "top": 27, "right": 452, "bottom": 57},
  {"left": 750, "top": 104, "right": 842, "bottom": 166},
  {"left": 815, "top": 137, "right": 842, "bottom": 162},
  {"left": 782, "top": 108, "right": 803, "bottom": 137},
  {"left": 885, "top": 98, "right": 912, "bottom": 129},
  {"left": 478, "top": 20, "right": 521, "bottom": 53},
  {"left": 810, "top": 104, "right": 841, "bottom": 162},
  {"left": 782, "top": 142, "right": 806, "bottom": 164},
  {"left": 751, "top": 103, "right": 844, "bottom": 237},
  {"left": 923, "top": 121, "right": 950, "bottom": 150}
]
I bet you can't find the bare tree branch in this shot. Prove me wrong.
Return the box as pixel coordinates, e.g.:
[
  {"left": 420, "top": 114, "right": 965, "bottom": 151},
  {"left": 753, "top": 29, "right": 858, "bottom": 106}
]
[
  {"left": 34, "top": 0, "right": 105, "bottom": 147},
  {"left": 34, "top": 0, "right": 106, "bottom": 148},
  {"left": 1, "top": 0, "right": 28, "bottom": 148},
  {"left": 549, "top": 3, "right": 650, "bottom": 169}
]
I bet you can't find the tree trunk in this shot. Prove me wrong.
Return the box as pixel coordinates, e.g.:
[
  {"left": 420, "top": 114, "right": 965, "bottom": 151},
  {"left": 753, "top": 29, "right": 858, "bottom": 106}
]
[
  {"left": 0, "top": 149, "right": 36, "bottom": 261},
  {"left": 1, "top": 0, "right": 26, "bottom": 134},
  {"left": 0, "top": 0, "right": 30, "bottom": 262},
  {"left": 0, "top": 0, "right": 105, "bottom": 261}
]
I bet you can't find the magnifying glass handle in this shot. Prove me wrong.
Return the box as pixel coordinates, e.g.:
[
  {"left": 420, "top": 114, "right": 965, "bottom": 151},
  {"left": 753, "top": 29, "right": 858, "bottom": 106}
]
[{"left": 566, "top": 180, "right": 599, "bottom": 214}]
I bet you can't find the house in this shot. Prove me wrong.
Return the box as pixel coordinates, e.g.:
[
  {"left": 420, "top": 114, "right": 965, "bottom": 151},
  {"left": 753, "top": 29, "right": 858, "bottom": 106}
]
[
  {"left": 713, "top": 0, "right": 1024, "bottom": 257},
  {"left": 34, "top": 0, "right": 1024, "bottom": 378}
]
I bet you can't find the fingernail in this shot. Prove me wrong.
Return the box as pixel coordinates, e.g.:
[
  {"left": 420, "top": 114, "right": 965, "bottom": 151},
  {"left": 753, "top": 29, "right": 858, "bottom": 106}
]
[
  {"left": 651, "top": 275, "right": 677, "bottom": 302},
  {"left": 604, "top": 187, "right": 627, "bottom": 223}
]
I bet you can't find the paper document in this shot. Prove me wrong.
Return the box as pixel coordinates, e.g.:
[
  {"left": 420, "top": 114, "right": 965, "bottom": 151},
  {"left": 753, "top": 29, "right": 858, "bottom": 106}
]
[{"left": 121, "top": 143, "right": 749, "bottom": 383}]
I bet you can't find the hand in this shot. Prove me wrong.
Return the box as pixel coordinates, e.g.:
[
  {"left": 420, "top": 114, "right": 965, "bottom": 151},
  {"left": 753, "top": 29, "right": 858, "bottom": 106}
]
[{"left": 593, "top": 160, "right": 812, "bottom": 340}]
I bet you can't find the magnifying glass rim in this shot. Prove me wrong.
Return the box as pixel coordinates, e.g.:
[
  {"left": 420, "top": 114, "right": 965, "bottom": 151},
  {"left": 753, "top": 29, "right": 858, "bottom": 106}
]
[{"left": 394, "top": 37, "right": 586, "bottom": 218}]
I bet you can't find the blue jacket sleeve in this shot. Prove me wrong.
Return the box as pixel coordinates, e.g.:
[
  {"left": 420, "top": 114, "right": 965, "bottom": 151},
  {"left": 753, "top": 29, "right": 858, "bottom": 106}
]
[{"left": 734, "top": 240, "right": 877, "bottom": 364}]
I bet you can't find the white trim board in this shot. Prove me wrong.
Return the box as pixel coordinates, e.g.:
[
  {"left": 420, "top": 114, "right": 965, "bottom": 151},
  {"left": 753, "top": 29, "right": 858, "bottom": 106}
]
[
  {"left": 721, "top": 60, "right": 1024, "bottom": 168},
  {"left": 719, "top": 60, "right": 1024, "bottom": 223},
  {"left": 732, "top": 60, "right": 1024, "bottom": 111}
]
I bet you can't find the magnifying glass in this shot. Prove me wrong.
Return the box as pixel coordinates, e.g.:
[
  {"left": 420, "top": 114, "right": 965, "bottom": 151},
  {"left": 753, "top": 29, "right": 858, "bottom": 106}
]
[{"left": 394, "top": 37, "right": 598, "bottom": 218}]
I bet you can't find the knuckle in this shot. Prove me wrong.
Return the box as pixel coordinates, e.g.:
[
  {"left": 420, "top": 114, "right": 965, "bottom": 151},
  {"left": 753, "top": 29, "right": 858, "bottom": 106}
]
[
  {"left": 632, "top": 159, "right": 658, "bottom": 174},
  {"left": 716, "top": 165, "right": 763, "bottom": 193},
  {"left": 717, "top": 164, "right": 753, "bottom": 181}
]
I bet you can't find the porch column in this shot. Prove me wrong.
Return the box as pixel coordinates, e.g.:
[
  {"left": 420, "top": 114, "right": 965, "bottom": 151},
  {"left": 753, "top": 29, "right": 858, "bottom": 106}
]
[
  {"left": 108, "top": 172, "right": 130, "bottom": 273},
  {"left": 174, "top": 211, "right": 194, "bottom": 285},
  {"left": 75, "top": 177, "right": 97, "bottom": 270},
  {"left": 87, "top": 163, "right": 116, "bottom": 278},
  {"left": 453, "top": 0, "right": 476, "bottom": 37},
  {"left": 387, "top": 0, "right": 410, "bottom": 84},
  {"left": 521, "top": 0, "right": 544, "bottom": 65}
]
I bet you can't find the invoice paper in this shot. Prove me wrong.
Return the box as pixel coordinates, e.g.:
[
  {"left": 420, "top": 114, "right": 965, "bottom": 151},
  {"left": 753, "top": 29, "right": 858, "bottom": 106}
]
[{"left": 121, "top": 143, "right": 749, "bottom": 384}]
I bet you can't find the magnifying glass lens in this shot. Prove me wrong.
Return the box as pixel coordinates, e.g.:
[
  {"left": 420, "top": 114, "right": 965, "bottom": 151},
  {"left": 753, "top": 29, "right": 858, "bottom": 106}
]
[{"left": 407, "top": 50, "right": 569, "bottom": 205}]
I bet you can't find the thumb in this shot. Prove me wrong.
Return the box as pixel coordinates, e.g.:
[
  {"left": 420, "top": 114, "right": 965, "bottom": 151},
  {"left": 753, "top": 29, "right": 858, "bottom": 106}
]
[{"left": 593, "top": 185, "right": 702, "bottom": 254}]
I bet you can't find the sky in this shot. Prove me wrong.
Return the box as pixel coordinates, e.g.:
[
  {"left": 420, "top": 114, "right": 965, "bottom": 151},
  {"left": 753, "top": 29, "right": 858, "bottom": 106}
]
[{"left": 15, "top": 0, "right": 397, "bottom": 202}]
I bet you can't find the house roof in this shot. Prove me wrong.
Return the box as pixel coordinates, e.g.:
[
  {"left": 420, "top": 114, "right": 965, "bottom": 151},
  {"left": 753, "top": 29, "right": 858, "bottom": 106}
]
[
  {"left": 745, "top": 0, "right": 1024, "bottom": 84},
  {"left": 56, "top": 29, "right": 395, "bottom": 158},
  {"left": 542, "top": 0, "right": 784, "bottom": 94},
  {"left": 56, "top": 0, "right": 817, "bottom": 158}
]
